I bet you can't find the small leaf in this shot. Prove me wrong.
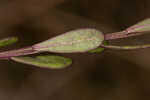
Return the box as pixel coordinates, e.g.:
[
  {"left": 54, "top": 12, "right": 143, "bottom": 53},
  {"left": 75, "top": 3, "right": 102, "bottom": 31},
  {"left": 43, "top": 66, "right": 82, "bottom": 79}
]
[
  {"left": 11, "top": 55, "right": 72, "bottom": 69},
  {"left": 88, "top": 47, "right": 104, "bottom": 53},
  {"left": 0, "top": 37, "right": 18, "bottom": 47},
  {"left": 127, "top": 18, "right": 150, "bottom": 33},
  {"left": 88, "top": 41, "right": 108, "bottom": 53},
  {"left": 33, "top": 29, "right": 104, "bottom": 53}
]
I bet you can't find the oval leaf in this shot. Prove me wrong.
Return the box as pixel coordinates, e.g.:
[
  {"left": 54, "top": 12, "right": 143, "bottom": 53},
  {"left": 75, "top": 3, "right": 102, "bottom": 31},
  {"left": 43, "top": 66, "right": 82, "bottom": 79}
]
[
  {"left": 33, "top": 29, "right": 104, "bottom": 53},
  {"left": 0, "top": 37, "right": 18, "bottom": 47},
  {"left": 127, "top": 18, "right": 150, "bottom": 33},
  {"left": 11, "top": 55, "right": 72, "bottom": 69}
]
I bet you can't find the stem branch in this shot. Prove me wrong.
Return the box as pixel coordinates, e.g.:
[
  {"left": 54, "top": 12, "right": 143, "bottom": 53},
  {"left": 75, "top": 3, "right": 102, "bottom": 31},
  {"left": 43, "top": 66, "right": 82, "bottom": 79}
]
[{"left": 101, "top": 44, "right": 150, "bottom": 50}]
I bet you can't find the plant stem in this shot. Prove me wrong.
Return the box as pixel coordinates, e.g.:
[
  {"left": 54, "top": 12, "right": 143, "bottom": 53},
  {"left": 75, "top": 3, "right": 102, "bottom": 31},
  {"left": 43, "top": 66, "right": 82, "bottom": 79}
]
[
  {"left": 0, "top": 47, "right": 39, "bottom": 60},
  {"left": 105, "top": 30, "right": 145, "bottom": 40},
  {"left": 100, "top": 44, "right": 150, "bottom": 50}
]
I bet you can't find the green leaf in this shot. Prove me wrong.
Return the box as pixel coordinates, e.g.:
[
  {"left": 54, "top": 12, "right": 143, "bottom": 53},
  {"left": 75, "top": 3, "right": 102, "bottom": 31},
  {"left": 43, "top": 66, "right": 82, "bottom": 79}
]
[
  {"left": 33, "top": 29, "right": 104, "bottom": 53},
  {"left": 11, "top": 55, "right": 72, "bottom": 69},
  {"left": 0, "top": 37, "right": 18, "bottom": 47},
  {"left": 88, "top": 41, "right": 108, "bottom": 53},
  {"left": 88, "top": 47, "right": 104, "bottom": 53},
  {"left": 127, "top": 18, "right": 150, "bottom": 33}
]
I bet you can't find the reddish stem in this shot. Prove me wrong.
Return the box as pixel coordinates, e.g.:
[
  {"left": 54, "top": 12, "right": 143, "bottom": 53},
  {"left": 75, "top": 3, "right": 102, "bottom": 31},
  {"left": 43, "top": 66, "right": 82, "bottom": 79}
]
[
  {"left": 0, "top": 47, "right": 39, "bottom": 60},
  {"left": 105, "top": 30, "right": 145, "bottom": 40}
]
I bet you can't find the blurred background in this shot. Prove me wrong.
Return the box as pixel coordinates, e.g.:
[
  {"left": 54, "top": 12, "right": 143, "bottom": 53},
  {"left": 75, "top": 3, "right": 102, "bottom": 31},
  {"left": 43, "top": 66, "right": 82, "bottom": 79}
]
[{"left": 0, "top": 0, "right": 150, "bottom": 100}]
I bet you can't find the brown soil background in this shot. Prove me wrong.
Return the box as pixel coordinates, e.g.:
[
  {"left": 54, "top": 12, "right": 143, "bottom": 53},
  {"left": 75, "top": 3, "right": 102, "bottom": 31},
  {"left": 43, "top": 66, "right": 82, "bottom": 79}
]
[{"left": 0, "top": 0, "right": 150, "bottom": 100}]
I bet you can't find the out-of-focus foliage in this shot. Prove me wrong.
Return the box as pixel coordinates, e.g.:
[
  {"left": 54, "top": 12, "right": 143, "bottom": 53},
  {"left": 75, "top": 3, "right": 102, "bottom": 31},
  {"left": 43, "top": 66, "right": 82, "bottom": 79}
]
[{"left": 0, "top": 37, "right": 18, "bottom": 47}]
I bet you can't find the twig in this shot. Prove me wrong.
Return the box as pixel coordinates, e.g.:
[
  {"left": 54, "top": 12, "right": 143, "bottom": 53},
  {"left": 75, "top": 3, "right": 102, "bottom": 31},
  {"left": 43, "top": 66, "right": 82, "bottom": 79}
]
[
  {"left": 105, "top": 30, "right": 145, "bottom": 40},
  {"left": 101, "top": 44, "right": 150, "bottom": 50},
  {"left": 0, "top": 47, "right": 39, "bottom": 60}
]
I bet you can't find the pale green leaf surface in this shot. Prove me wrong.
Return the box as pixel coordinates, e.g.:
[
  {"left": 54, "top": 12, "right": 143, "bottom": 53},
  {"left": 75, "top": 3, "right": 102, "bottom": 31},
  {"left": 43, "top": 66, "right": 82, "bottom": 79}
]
[
  {"left": 11, "top": 55, "right": 72, "bottom": 69},
  {"left": 127, "top": 18, "right": 150, "bottom": 33},
  {"left": 88, "top": 41, "right": 108, "bottom": 53},
  {"left": 0, "top": 37, "right": 18, "bottom": 47},
  {"left": 33, "top": 29, "right": 104, "bottom": 53}
]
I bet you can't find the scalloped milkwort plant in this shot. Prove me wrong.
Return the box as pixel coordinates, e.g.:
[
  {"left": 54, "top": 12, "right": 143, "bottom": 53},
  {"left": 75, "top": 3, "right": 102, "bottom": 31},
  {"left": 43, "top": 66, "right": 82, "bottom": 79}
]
[{"left": 0, "top": 18, "right": 150, "bottom": 69}]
